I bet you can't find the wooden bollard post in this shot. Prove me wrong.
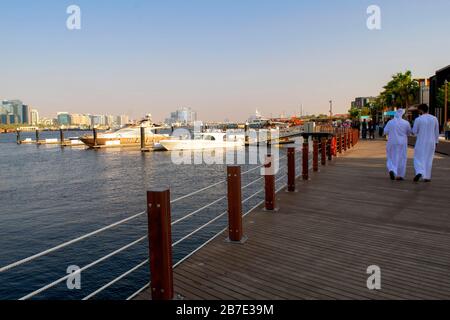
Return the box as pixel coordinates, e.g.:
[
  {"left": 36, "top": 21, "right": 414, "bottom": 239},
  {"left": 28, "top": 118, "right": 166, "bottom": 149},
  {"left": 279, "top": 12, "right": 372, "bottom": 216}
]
[
  {"left": 337, "top": 134, "right": 342, "bottom": 154},
  {"left": 93, "top": 128, "right": 98, "bottom": 147},
  {"left": 320, "top": 137, "right": 326, "bottom": 165},
  {"left": 147, "top": 189, "right": 174, "bottom": 300},
  {"left": 264, "top": 155, "right": 276, "bottom": 210},
  {"left": 302, "top": 141, "right": 309, "bottom": 180},
  {"left": 347, "top": 130, "right": 351, "bottom": 149},
  {"left": 16, "top": 129, "right": 20, "bottom": 144},
  {"left": 287, "top": 147, "right": 295, "bottom": 192},
  {"left": 332, "top": 136, "right": 337, "bottom": 157},
  {"left": 343, "top": 131, "right": 347, "bottom": 152},
  {"left": 35, "top": 129, "right": 40, "bottom": 144},
  {"left": 140, "top": 126, "right": 146, "bottom": 151},
  {"left": 244, "top": 123, "right": 249, "bottom": 145},
  {"left": 313, "top": 138, "right": 319, "bottom": 172},
  {"left": 227, "top": 166, "right": 244, "bottom": 241},
  {"left": 60, "top": 128, "right": 64, "bottom": 145},
  {"left": 327, "top": 137, "right": 332, "bottom": 161}
]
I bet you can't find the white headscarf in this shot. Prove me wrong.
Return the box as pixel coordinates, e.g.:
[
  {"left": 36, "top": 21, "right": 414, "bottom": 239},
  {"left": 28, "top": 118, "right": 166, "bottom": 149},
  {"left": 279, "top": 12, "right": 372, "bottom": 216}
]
[{"left": 395, "top": 109, "right": 405, "bottom": 120}]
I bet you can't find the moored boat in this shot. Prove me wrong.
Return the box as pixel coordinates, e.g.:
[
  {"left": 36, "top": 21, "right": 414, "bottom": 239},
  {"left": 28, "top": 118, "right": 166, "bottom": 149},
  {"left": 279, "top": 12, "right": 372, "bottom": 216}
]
[
  {"left": 159, "top": 132, "right": 245, "bottom": 151},
  {"left": 80, "top": 120, "right": 169, "bottom": 148}
]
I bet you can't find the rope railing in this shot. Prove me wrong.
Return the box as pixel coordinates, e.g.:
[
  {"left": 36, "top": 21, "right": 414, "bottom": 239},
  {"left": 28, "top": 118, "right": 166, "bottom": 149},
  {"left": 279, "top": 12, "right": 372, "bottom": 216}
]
[
  {"left": 171, "top": 195, "right": 226, "bottom": 226},
  {"left": 83, "top": 258, "right": 149, "bottom": 300},
  {"left": 10, "top": 132, "right": 359, "bottom": 300},
  {"left": 170, "top": 179, "right": 226, "bottom": 204},
  {"left": 19, "top": 235, "right": 147, "bottom": 300},
  {"left": 0, "top": 210, "right": 146, "bottom": 273}
]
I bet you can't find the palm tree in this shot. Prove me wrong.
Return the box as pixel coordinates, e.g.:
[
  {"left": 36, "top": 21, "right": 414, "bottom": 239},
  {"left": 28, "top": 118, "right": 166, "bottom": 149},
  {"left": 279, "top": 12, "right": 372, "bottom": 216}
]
[{"left": 380, "top": 71, "right": 419, "bottom": 109}]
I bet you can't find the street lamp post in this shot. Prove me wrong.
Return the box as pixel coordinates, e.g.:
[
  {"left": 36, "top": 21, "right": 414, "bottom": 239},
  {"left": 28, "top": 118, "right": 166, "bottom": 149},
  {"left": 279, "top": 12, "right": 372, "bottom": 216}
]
[
  {"left": 445, "top": 80, "right": 448, "bottom": 131},
  {"left": 329, "top": 100, "right": 333, "bottom": 121}
]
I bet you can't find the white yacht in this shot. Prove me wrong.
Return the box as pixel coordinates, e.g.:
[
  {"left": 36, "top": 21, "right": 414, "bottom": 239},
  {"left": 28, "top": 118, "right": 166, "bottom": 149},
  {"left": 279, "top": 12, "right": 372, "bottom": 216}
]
[{"left": 159, "top": 132, "right": 245, "bottom": 151}]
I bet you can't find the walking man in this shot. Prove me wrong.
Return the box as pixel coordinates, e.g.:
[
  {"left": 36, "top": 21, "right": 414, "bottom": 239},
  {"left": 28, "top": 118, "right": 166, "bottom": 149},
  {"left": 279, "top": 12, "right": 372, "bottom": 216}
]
[
  {"left": 383, "top": 109, "right": 411, "bottom": 180},
  {"left": 412, "top": 104, "right": 440, "bottom": 182},
  {"left": 362, "top": 119, "right": 368, "bottom": 139}
]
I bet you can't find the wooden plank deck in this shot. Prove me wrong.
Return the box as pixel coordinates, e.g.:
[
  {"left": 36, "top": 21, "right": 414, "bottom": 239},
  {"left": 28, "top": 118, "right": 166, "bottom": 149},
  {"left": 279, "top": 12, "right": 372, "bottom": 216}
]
[{"left": 136, "top": 139, "right": 450, "bottom": 300}]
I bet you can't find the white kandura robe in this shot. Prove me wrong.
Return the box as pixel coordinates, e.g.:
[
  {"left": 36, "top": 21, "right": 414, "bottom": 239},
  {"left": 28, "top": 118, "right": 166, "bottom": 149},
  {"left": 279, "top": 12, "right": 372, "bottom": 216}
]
[
  {"left": 412, "top": 114, "right": 440, "bottom": 179},
  {"left": 383, "top": 117, "right": 411, "bottom": 178}
]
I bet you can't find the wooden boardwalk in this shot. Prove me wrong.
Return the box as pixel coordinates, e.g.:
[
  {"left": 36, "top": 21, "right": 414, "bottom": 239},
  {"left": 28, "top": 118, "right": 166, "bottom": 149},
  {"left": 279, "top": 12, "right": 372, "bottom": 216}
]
[{"left": 136, "top": 139, "right": 450, "bottom": 300}]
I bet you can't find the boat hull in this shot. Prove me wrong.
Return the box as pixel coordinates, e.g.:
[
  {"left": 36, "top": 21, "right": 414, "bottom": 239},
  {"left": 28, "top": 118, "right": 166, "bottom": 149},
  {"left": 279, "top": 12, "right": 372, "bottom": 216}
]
[
  {"left": 80, "top": 135, "right": 168, "bottom": 148},
  {"left": 159, "top": 139, "right": 244, "bottom": 151}
]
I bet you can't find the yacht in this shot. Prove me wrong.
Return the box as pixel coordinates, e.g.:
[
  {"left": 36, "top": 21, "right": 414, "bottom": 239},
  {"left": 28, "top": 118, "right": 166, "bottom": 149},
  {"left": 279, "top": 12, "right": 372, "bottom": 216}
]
[
  {"left": 80, "top": 119, "right": 169, "bottom": 148},
  {"left": 158, "top": 132, "right": 245, "bottom": 151}
]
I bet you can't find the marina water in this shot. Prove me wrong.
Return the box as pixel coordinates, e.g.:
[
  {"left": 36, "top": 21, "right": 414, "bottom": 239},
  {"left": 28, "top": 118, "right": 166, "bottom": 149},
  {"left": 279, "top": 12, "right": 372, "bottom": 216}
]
[{"left": 0, "top": 131, "right": 294, "bottom": 300}]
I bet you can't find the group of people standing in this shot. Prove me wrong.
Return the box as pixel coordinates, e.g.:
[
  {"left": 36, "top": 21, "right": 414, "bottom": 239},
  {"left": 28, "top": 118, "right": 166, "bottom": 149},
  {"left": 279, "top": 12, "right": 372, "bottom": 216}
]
[
  {"left": 361, "top": 119, "right": 378, "bottom": 140},
  {"left": 383, "top": 104, "right": 440, "bottom": 182}
]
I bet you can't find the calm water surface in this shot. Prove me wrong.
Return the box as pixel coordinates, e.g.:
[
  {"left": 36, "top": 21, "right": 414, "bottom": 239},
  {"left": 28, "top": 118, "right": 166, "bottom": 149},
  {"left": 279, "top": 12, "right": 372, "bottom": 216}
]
[{"left": 0, "top": 131, "right": 294, "bottom": 300}]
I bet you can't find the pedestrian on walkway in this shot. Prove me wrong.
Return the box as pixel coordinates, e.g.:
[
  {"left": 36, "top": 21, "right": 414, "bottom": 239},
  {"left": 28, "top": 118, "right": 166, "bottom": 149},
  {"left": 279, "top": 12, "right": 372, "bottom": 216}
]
[
  {"left": 368, "top": 120, "right": 376, "bottom": 140},
  {"left": 445, "top": 120, "right": 450, "bottom": 140},
  {"left": 383, "top": 109, "right": 411, "bottom": 180},
  {"left": 362, "top": 119, "right": 368, "bottom": 139},
  {"left": 412, "top": 104, "right": 440, "bottom": 182}
]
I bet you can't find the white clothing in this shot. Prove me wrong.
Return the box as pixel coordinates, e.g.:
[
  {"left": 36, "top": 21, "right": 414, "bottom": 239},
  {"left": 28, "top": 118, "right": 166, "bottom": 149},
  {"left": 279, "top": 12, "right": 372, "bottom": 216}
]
[
  {"left": 412, "top": 114, "right": 440, "bottom": 179},
  {"left": 383, "top": 109, "right": 411, "bottom": 178}
]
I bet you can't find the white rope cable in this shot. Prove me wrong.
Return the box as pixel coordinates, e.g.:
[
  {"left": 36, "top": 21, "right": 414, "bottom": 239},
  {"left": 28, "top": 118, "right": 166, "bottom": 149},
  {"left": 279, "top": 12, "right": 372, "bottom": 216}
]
[
  {"left": 241, "top": 177, "right": 263, "bottom": 190},
  {"left": 242, "top": 189, "right": 264, "bottom": 204},
  {"left": 173, "top": 197, "right": 265, "bottom": 269},
  {"left": 83, "top": 258, "right": 149, "bottom": 300},
  {"left": 172, "top": 211, "right": 227, "bottom": 248},
  {"left": 170, "top": 179, "right": 226, "bottom": 204},
  {"left": 0, "top": 211, "right": 146, "bottom": 273},
  {"left": 19, "top": 235, "right": 147, "bottom": 300},
  {"left": 126, "top": 282, "right": 150, "bottom": 301},
  {"left": 241, "top": 164, "right": 265, "bottom": 175},
  {"left": 171, "top": 196, "right": 226, "bottom": 226}
]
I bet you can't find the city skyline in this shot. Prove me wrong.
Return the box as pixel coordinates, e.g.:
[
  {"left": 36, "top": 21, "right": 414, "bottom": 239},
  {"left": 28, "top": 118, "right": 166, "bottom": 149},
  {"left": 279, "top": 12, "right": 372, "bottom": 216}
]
[{"left": 1, "top": 1, "right": 450, "bottom": 121}]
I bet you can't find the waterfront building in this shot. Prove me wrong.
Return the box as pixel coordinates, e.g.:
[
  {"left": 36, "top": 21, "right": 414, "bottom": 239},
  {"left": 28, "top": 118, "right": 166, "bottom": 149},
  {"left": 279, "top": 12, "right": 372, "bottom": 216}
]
[
  {"left": 0, "top": 100, "right": 28, "bottom": 124},
  {"left": 351, "top": 97, "right": 376, "bottom": 109},
  {"left": 30, "top": 109, "right": 39, "bottom": 125},
  {"left": 416, "top": 78, "right": 430, "bottom": 105},
  {"left": 165, "top": 107, "right": 197, "bottom": 125},
  {"left": 91, "top": 114, "right": 106, "bottom": 127},
  {"left": 120, "top": 115, "right": 130, "bottom": 126},
  {"left": 57, "top": 112, "right": 71, "bottom": 126},
  {"left": 70, "top": 113, "right": 91, "bottom": 128},
  {"left": 429, "top": 65, "right": 450, "bottom": 129}
]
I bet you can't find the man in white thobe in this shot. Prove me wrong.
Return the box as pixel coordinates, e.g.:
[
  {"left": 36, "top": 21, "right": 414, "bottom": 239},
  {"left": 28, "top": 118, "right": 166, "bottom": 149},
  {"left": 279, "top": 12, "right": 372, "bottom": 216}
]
[
  {"left": 412, "top": 104, "right": 440, "bottom": 182},
  {"left": 383, "top": 109, "right": 411, "bottom": 180}
]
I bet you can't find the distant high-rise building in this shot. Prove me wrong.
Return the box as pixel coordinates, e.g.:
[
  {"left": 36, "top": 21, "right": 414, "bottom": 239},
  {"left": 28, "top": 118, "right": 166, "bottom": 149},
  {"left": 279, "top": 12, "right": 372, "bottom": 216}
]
[
  {"left": 166, "top": 107, "right": 197, "bottom": 125},
  {"left": 22, "top": 105, "right": 30, "bottom": 124},
  {"left": 0, "top": 100, "right": 28, "bottom": 124},
  {"left": 70, "top": 113, "right": 91, "bottom": 128},
  {"left": 57, "top": 112, "right": 71, "bottom": 126},
  {"left": 351, "top": 97, "right": 376, "bottom": 109},
  {"left": 91, "top": 114, "right": 106, "bottom": 127},
  {"left": 120, "top": 115, "right": 129, "bottom": 126},
  {"left": 30, "top": 109, "right": 39, "bottom": 125}
]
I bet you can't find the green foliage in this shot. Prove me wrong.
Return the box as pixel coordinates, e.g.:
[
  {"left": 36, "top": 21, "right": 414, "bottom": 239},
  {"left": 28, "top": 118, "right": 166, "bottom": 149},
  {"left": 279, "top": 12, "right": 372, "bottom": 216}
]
[
  {"left": 437, "top": 82, "right": 450, "bottom": 109},
  {"left": 348, "top": 108, "right": 361, "bottom": 119},
  {"left": 379, "top": 71, "right": 419, "bottom": 108}
]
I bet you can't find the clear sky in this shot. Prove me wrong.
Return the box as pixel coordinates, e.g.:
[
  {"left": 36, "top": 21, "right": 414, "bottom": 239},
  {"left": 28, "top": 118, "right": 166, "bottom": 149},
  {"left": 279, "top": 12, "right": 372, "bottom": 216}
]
[{"left": 1, "top": 0, "right": 450, "bottom": 121}]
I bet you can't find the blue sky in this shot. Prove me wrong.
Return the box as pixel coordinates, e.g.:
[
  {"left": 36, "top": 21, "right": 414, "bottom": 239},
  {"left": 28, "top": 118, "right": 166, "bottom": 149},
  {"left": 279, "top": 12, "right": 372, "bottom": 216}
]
[{"left": 1, "top": 0, "right": 450, "bottom": 121}]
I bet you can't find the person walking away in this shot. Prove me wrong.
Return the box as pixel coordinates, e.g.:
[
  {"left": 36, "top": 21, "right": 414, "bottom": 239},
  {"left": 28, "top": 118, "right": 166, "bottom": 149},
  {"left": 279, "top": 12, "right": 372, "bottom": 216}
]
[
  {"left": 412, "top": 104, "right": 440, "bottom": 182},
  {"left": 378, "top": 120, "right": 384, "bottom": 137},
  {"left": 361, "top": 119, "right": 368, "bottom": 139},
  {"left": 383, "top": 109, "right": 411, "bottom": 180},
  {"left": 445, "top": 120, "right": 450, "bottom": 140},
  {"left": 368, "top": 120, "right": 374, "bottom": 140}
]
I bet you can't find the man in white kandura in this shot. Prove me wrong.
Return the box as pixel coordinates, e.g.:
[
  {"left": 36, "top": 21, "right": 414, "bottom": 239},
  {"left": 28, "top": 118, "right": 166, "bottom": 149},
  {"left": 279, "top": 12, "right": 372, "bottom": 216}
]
[
  {"left": 412, "top": 104, "right": 440, "bottom": 182},
  {"left": 383, "top": 109, "right": 411, "bottom": 180}
]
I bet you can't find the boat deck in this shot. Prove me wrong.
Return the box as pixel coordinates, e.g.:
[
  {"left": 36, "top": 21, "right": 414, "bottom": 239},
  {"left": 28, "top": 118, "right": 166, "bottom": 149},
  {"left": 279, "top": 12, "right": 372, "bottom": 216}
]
[{"left": 135, "top": 139, "right": 450, "bottom": 300}]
